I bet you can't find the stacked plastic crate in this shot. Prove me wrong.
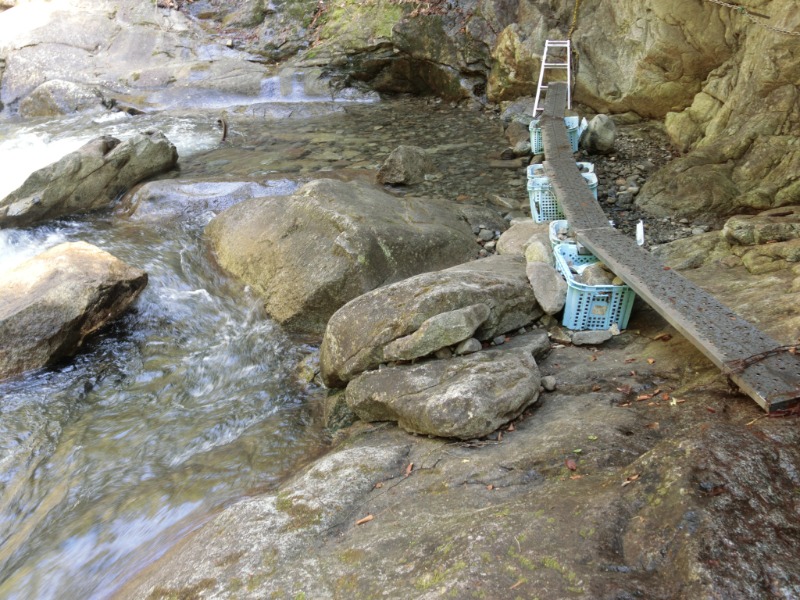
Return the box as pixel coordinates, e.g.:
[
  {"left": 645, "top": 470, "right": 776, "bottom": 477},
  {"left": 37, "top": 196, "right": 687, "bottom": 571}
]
[{"left": 527, "top": 162, "right": 597, "bottom": 223}]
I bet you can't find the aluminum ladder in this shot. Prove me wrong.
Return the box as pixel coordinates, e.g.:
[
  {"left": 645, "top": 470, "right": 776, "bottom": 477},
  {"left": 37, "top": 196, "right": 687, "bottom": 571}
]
[{"left": 533, "top": 40, "right": 571, "bottom": 117}]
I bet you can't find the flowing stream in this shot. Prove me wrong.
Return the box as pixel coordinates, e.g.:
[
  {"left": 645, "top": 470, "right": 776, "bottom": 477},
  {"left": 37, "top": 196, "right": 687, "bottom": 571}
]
[{"left": 0, "top": 88, "right": 517, "bottom": 598}]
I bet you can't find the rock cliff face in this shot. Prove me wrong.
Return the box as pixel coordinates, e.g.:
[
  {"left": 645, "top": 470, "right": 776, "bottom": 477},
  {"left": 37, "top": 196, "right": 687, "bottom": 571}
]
[{"left": 296, "top": 0, "right": 799, "bottom": 219}]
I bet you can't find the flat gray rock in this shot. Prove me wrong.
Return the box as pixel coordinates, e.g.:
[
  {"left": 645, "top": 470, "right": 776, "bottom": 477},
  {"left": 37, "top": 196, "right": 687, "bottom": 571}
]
[
  {"left": 320, "top": 254, "right": 543, "bottom": 387},
  {"left": 346, "top": 331, "right": 548, "bottom": 439}
]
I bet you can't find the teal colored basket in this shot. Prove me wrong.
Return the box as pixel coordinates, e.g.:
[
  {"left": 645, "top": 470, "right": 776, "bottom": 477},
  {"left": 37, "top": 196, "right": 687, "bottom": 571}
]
[
  {"left": 529, "top": 116, "right": 583, "bottom": 154},
  {"left": 526, "top": 162, "right": 598, "bottom": 223},
  {"left": 553, "top": 243, "right": 635, "bottom": 331}
]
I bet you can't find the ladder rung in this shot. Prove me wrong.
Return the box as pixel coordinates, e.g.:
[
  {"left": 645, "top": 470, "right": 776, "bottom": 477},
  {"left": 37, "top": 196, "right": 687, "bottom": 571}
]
[{"left": 543, "top": 62, "right": 569, "bottom": 67}]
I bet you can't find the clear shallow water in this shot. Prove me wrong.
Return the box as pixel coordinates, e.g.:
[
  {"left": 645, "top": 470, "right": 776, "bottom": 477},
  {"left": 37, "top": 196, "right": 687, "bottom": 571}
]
[{"left": 0, "top": 94, "right": 517, "bottom": 599}]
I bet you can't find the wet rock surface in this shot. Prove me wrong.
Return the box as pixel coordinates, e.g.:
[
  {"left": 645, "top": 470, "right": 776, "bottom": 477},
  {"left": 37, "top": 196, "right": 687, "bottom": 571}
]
[
  {"left": 0, "top": 132, "right": 178, "bottom": 228},
  {"left": 119, "top": 309, "right": 800, "bottom": 599},
  {"left": 0, "top": 241, "right": 147, "bottom": 379}
]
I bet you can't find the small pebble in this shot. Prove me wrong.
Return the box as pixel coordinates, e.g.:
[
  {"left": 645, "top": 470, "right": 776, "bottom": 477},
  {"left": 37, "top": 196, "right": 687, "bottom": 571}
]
[{"left": 541, "top": 375, "right": 557, "bottom": 392}]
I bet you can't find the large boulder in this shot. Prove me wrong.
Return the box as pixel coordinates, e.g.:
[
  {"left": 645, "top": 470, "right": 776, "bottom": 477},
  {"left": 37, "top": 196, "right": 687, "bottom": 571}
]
[
  {"left": 345, "top": 331, "right": 548, "bottom": 439},
  {"left": 320, "top": 254, "right": 542, "bottom": 388},
  {"left": 17, "top": 79, "right": 105, "bottom": 118},
  {"left": 0, "top": 241, "right": 147, "bottom": 379},
  {"left": 205, "top": 178, "right": 479, "bottom": 335},
  {"left": 580, "top": 114, "right": 616, "bottom": 155},
  {"left": 0, "top": 132, "right": 178, "bottom": 228}
]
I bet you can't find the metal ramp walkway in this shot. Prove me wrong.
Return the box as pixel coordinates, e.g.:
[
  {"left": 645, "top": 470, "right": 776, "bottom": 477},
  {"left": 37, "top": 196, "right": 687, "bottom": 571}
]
[{"left": 539, "top": 81, "right": 800, "bottom": 412}]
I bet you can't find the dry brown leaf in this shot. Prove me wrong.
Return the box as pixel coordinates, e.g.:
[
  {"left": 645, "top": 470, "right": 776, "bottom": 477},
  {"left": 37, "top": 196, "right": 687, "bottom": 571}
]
[
  {"left": 507, "top": 423, "right": 515, "bottom": 432},
  {"left": 647, "top": 358, "right": 656, "bottom": 364},
  {"left": 589, "top": 354, "right": 598, "bottom": 362},
  {"left": 625, "top": 358, "right": 637, "bottom": 363},
  {"left": 661, "top": 392, "right": 670, "bottom": 401},
  {"left": 510, "top": 579, "right": 525, "bottom": 590},
  {"left": 592, "top": 384, "right": 602, "bottom": 392},
  {"left": 487, "top": 484, "right": 494, "bottom": 491},
  {"left": 570, "top": 474, "right": 583, "bottom": 480},
  {"left": 565, "top": 458, "right": 578, "bottom": 471},
  {"left": 653, "top": 333, "right": 673, "bottom": 342},
  {"left": 617, "top": 402, "right": 632, "bottom": 408},
  {"left": 630, "top": 370, "right": 637, "bottom": 376},
  {"left": 374, "top": 482, "right": 383, "bottom": 489},
  {"left": 636, "top": 394, "right": 652, "bottom": 401},
  {"left": 356, "top": 514, "right": 374, "bottom": 525},
  {"left": 645, "top": 422, "right": 660, "bottom": 430},
  {"left": 497, "top": 431, "right": 503, "bottom": 442},
  {"left": 404, "top": 462, "right": 414, "bottom": 477},
  {"left": 616, "top": 385, "right": 633, "bottom": 395},
  {"left": 622, "top": 473, "right": 640, "bottom": 487}
]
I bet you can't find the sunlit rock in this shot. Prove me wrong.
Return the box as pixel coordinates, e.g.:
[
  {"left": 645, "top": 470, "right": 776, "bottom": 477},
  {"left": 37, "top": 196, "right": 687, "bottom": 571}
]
[{"left": 0, "top": 241, "right": 147, "bottom": 379}]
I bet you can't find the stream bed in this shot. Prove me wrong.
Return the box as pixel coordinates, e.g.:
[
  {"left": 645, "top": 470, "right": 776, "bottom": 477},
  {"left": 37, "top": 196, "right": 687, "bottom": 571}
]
[{"left": 0, "top": 94, "right": 518, "bottom": 598}]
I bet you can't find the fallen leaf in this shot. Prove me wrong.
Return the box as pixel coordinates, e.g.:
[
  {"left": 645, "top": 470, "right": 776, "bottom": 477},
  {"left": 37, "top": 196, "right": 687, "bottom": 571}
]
[
  {"left": 652, "top": 388, "right": 662, "bottom": 395},
  {"left": 565, "top": 458, "right": 578, "bottom": 471},
  {"left": 630, "top": 370, "right": 637, "bottom": 376},
  {"left": 497, "top": 431, "right": 503, "bottom": 442},
  {"left": 592, "top": 384, "right": 602, "bottom": 392},
  {"left": 622, "top": 473, "right": 640, "bottom": 487},
  {"left": 587, "top": 435, "right": 598, "bottom": 441},
  {"left": 625, "top": 358, "right": 637, "bottom": 364},
  {"left": 647, "top": 358, "right": 656, "bottom": 365},
  {"left": 663, "top": 266, "right": 671, "bottom": 271},
  {"left": 570, "top": 474, "right": 583, "bottom": 480},
  {"left": 618, "top": 402, "right": 631, "bottom": 408},
  {"left": 636, "top": 394, "right": 653, "bottom": 401},
  {"left": 789, "top": 346, "right": 797, "bottom": 355},
  {"left": 669, "top": 397, "right": 678, "bottom": 407},
  {"left": 616, "top": 385, "right": 633, "bottom": 394},
  {"left": 707, "top": 484, "right": 727, "bottom": 496},
  {"left": 573, "top": 448, "right": 582, "bottom": 454},
  {"left": 510, "top": 579, "right": 525, "bottom": 590},
  {"left": 507, "top": 423, "right": 515, "bottom": 432},
  {"left": 645, "top": 422, "right": 660, "bottom": 430},
  {"left": 589, "top": 354, "right": 597, "bottom": 362},
  {"left": 661, "top": 392, "right": 670, "bottom": 401},
  {"left": 404, "top": 462, "right": 414, "bottom": 477},
  {"left": 374, "top": 482, "right": 383, "bottom": 489},
  {"left": 653, "top": 333, "right": 673, "bottom": 342},
  {"left": 487, "top": 484, "right": 494, "bottom": 491},
  {"left": 707, "top": 407, "right": 717, "bottom": 414},
  {"left": 356, "top": 514, "right": 374, "bottom": 525}
]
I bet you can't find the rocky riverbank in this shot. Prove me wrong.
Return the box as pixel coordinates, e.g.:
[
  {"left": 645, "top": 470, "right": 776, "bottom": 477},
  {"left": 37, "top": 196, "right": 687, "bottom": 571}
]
[{"left": 1, "top": 0, "right": 799, "bottom": 598}]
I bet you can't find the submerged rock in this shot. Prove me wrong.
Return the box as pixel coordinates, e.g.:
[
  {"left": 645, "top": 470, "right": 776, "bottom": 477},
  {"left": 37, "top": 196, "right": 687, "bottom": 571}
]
[
  {"left": 377, "top": 145, "right": 433, "bottom": 185},
  {"left": 0, "top": 132, "right": 178, "bottom": 228},
  {"left": 0, "top": 241, "right": 147, "bottom": 379},
  {"left": 320, "top": 254, "right": 542, "bottom": 388},
  {"left": 346, "top": 332, "right": 548, "bottom": 439},
  {"left": 206, "top": 178, "right": 478, "bottom": 335}
]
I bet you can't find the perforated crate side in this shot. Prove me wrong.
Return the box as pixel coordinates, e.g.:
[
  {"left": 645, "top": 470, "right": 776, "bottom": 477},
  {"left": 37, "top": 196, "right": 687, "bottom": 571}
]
[
  {"left": 530, "top": 118, "right": 580, "bottom": 154},
  {"left": 528, "top": 184, "right": 564, "bottom": 222}
]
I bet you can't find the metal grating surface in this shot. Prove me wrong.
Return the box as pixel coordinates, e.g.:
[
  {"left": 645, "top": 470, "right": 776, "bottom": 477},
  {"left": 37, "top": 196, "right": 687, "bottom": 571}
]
[{"left": 540, "top": 82, "right": 800, "bottom": 412}]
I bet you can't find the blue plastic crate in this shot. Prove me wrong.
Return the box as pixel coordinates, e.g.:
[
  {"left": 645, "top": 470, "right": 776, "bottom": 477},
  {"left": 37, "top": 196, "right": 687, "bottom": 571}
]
[
  {"left": 529, "top": 116, "right": 583, "bottom": 154},
  {"left": 526, "top": 163, "right": 598, "bottom": 223},
  {"left": 553, "top": 243, "right": 635, "bottom": 331}
]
